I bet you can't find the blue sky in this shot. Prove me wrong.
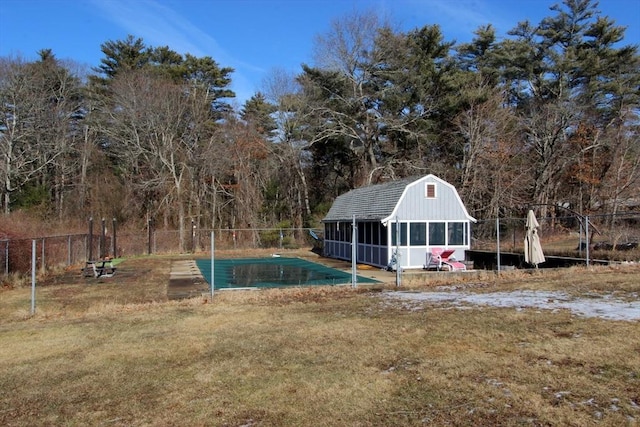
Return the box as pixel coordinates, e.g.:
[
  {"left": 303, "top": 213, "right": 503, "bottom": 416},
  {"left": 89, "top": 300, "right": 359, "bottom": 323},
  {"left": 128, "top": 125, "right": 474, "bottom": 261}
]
[{"left": 1, "top": 0, "right": 638, "bottom": 105}]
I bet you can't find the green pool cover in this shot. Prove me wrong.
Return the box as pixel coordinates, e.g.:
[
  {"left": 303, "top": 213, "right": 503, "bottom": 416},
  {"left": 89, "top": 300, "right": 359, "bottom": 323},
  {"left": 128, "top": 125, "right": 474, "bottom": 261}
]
[{"left": 196, "top": 257, "right": 378, "bottom": 289}]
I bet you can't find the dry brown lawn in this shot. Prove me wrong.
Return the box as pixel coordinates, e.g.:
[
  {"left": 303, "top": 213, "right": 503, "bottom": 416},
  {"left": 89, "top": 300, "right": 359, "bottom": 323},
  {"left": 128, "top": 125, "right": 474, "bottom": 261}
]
[{"left": 1, "top": 251, "right": 639, "bottom": 426}]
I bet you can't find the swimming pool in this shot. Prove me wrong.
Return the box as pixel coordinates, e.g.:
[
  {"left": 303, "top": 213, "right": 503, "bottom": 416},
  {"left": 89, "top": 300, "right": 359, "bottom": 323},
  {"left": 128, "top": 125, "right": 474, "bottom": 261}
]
[{"left": 195, "top": 257, "right": 378, "bottom": 289}]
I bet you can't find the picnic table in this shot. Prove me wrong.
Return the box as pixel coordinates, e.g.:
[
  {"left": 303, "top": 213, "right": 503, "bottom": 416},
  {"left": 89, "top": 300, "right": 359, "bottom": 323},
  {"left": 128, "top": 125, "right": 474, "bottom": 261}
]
[{"left": 83, "top": 259, "right": 116, "bottom": 278}]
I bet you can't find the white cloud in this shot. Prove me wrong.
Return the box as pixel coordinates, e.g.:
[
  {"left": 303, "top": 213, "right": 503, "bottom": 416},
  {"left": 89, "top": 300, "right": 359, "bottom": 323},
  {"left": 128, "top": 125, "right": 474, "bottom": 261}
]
[
  {"left": 88, "top": 0, "right": 261, "bottom": 102},
  {"left": 402, "top": 0, "right": 512, "bottom": 41},
  {"left": 89, "top": 0, "right": 211, "bottom": 57}
]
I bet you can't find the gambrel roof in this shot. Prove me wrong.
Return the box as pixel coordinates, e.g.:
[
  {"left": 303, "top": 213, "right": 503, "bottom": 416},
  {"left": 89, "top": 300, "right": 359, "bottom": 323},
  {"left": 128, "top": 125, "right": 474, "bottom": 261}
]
[
  {"left": 322, "top": 176, "right": 417, "bottom": 222},
  {"left": 322, "top": 174, "right": 476, "bottom": 223}
]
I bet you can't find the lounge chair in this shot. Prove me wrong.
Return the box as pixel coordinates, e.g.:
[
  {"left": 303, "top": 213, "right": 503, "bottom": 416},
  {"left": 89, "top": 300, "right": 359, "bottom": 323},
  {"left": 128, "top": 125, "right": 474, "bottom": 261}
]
[{"left": 425, "top": 248, "right": 466, "bottom": 271}]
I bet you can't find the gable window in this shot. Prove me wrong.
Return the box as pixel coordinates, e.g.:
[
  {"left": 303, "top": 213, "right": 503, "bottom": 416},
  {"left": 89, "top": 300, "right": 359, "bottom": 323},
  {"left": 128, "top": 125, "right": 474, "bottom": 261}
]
[{"left": 425, "top": 183, "right": 436, "bottom": 198}]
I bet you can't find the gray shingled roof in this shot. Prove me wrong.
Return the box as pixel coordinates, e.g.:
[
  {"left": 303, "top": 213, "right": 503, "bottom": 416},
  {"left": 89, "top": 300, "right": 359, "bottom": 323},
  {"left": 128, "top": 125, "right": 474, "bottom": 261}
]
[{"left": 322, "top": 177, "right": 416, "bottom": 222}]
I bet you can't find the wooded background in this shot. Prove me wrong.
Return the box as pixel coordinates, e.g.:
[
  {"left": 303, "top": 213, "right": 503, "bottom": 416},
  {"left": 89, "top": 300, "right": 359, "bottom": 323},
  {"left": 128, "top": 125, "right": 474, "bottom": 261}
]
[{"left": 1, "top": 0, "right": 638, "bottom": 251}]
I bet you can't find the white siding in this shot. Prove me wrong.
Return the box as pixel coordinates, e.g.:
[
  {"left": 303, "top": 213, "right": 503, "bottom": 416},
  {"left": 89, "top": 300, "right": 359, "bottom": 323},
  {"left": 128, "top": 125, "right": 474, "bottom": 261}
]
[{"left": 392, "top": 177, "right": 470, "bottom": 221}]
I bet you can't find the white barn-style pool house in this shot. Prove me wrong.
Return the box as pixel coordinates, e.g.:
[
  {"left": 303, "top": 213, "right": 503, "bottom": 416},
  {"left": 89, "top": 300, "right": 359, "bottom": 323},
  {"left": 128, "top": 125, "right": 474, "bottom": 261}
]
[{"left": 322, "top": 174, "right": 476, "bottom": 270}]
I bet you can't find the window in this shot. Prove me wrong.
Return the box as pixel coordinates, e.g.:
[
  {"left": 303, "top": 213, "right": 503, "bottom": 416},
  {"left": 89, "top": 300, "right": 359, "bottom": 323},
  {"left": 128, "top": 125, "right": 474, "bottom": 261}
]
[
  {"left": 448, "top": 222, "right": 466, "bottom": 245},
  {"left": 391, "top": 222, "right": 407, "bottom": 246},
  {"left": 410, "top": 222, "right": 427, "bottom": 245},
  {"left": 429, "top": 222, "right": 445, "bottom": 246},
  {"left": 425, "top": 183, "right": 436, "bottom": 198}
]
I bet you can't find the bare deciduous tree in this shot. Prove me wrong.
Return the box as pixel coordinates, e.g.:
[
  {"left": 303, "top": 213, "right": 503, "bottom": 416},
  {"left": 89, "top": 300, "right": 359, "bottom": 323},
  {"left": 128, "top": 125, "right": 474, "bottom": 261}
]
[
  {"left": 454, "top": 86, "right": 528, "bottom": 218},
  {"left": 262, "top": 68, "right": 313, "bottom": 225},
  {"left": 99, "top": 71, "right": 199, "bottom": 250},
  {"left": 0, "top": 54, "right": 83, "bottom": 215}
]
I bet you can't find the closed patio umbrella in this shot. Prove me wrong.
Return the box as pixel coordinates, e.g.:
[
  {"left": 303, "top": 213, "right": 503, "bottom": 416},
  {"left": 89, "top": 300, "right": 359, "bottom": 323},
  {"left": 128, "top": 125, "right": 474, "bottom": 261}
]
[{"left": 524, "top": 210, "right": 545, "bottom": 267}]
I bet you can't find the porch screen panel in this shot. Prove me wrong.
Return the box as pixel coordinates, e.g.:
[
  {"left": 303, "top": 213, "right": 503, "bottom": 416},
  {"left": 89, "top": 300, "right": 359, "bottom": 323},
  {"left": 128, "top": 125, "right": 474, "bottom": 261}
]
[
  {"left": 448, "top": 222, "right": 466, "bottom": 245},
  {"left": 391, "top": 223, "right": 407, "bottom": 246},
  {"left": 372, "top": 222, "right": 380, "bottom": 245},
  {"left": 410, "top": 223, "right": 427, "bottom": 245},
  {"left": 429, "top": 222, "right": 445, "bottom": 246}
]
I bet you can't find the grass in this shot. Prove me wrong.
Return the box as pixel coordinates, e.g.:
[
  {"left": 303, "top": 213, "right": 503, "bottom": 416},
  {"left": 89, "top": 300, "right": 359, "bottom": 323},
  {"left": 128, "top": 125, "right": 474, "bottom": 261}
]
[{"left": 1, "top": 253, "right": 639, "bottom": 426}]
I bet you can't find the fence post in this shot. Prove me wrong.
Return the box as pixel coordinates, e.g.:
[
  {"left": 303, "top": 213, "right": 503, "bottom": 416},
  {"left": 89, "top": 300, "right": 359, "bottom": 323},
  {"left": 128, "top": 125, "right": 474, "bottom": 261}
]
[
  {"left": 41, "top": 238, "right": 45, "bottom": 272},
  {"left": 585, "top": 215, "right": 590, "bottom": 267},
  {"left": 5, "top": 240, "right": 9, "bottom": 276},
  {"left": 148, "top": 219, "right": 152, "bottom": 255},
  {"left": 351, "top": 215, "right": 357, "bottom": 288},
  {"left": 88, "top": 217, "right": 93, "bottom": 261},
  {"left": 31, "top": 240, "right": 36, "bottom": 316},
  {"left": 496, "top": 217, "right": 501, "bottom": 272},
  {"left": 211, "top": 230, "right": 216, "bottom": 302},
  {"left": 191, "top": 220, "right": 196, "bottom": 253},
  {"left": 100, "top": 218, "right": 106, "bottom": 259},
  {"left": 395, "top": 216, "right": 401, "bottom": 287},
  {"left": 67, "top": 235, "right": 71, "bottom": 266},
  {"left": 112, "top": 218, "right": 117, "bottom": 258}
]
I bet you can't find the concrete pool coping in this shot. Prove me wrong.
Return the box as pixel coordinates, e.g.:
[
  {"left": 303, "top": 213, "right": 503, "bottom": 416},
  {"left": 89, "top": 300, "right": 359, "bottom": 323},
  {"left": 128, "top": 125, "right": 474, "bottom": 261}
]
[
  {"left": 167, "top": 252, "right": 485, "bottom": 298},
  {"left": 196, "top": 257, "right": 381, "bottom": 289},
  {"left": 167, "top": 255, "right": 400, "bottom": 298},
  {"left": 167, "top": 260, "right": 209, "bottom": 300}
]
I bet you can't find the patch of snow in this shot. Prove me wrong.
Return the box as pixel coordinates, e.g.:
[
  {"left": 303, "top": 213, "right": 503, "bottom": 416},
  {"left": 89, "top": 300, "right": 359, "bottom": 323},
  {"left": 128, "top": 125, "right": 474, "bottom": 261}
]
[{"left": 381, "top": 290, "right": 640, "bottom": 321}]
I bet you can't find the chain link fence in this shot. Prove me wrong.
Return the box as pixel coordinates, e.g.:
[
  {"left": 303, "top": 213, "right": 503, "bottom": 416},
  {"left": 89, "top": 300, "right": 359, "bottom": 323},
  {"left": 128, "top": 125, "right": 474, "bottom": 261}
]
[
  {"left": 472, "top": 212, "right": 640, "bottom": 261},
  {"left": 0, "top": 227, "right": 324, "bottom": 276},
  {"left": 0, "top": 234, "right": 91, "bottom": 276},
  {"left": 153, "top": 228, "right": 321, "bottom": 254},
  {"left": 1, "top": 212, "right": 637, "bottom": 277}
]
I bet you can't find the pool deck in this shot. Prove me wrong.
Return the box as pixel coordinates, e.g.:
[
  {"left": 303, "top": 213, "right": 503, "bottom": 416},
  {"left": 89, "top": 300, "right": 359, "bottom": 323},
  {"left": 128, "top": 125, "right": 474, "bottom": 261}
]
[
  {"left": 167, "top": 260, "right": 209, "bottom": 300},
  {"left": 166, "top": 251, "right": 479, "bottom": 299},
  {"left": 167, "top": 254, "right": 396, "bottom": 298}
]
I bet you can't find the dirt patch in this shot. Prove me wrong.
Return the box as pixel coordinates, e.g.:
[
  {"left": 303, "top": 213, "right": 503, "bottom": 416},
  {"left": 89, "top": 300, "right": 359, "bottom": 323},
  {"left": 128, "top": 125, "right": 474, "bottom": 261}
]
[{"left": 167, "top": 278, "right": 209, "bottom": 300}]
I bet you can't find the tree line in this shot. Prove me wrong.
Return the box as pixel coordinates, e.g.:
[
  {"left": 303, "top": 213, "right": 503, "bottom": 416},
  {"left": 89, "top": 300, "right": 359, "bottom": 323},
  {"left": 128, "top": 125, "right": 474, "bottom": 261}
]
[{"left": 1, "top": 0, "right": 638, "bottom": 249}]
